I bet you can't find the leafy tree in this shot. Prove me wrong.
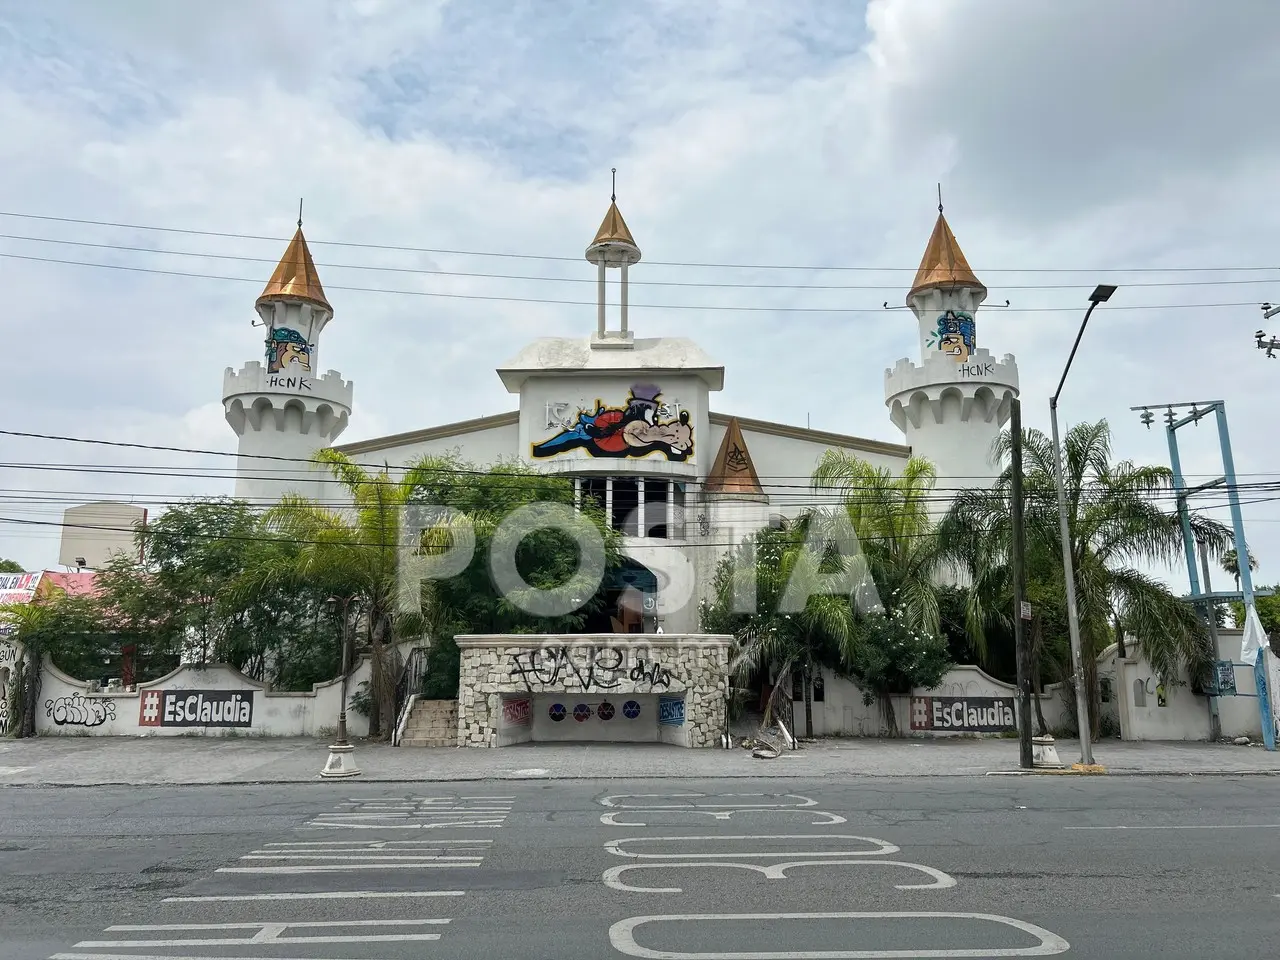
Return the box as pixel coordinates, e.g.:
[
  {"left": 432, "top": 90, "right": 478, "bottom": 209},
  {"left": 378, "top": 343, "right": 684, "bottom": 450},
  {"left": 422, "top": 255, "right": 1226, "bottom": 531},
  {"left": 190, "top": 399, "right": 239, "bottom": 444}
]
[
  {"left": 2, "top": 592, "right": 104, "bottom": 737},
  {"left": 407, "top": 456, "right": 624, "bottom": 699},
  {"left": 0, "top": 559, "right": 25, "bottom": 573},
  {"left": 702, "top": 523, "right": 855, "bottom": 738},
  {"left": 941, "top": 418, "right": 1231, "bottom": 739},
  {"left": 843, "top": 607, "right": 951, "bottom": 734}
]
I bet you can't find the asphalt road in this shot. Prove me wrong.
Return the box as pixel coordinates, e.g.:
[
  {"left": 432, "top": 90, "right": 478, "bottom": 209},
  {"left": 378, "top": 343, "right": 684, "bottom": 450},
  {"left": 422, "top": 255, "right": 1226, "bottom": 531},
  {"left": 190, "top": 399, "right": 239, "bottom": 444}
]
[{"left": 1, "top": 775, "right": 1277, "bottom": 959}]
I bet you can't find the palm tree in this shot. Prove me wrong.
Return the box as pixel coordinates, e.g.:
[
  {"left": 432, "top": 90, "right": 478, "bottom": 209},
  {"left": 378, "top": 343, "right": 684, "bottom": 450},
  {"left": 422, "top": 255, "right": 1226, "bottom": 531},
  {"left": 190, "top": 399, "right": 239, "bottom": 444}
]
[
  {"left": 941, "top": 418, "right": 1232, "bottom": 739},
  {"left": 246, "top": 449, "right": 443, "bottom": 738},
  {"left": 809, "top": 451, "right": 945, "bottom": 635},
  {"left": 1221, "top": 549, "right": 1257, "bottom": 591}
]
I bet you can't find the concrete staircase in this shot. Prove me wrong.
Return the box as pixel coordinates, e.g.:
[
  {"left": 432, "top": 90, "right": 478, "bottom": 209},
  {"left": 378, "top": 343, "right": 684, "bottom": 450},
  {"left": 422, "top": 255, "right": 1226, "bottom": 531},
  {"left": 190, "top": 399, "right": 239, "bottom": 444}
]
[{"left": 400, "top": 698, "right": 459, "bottom": 747}]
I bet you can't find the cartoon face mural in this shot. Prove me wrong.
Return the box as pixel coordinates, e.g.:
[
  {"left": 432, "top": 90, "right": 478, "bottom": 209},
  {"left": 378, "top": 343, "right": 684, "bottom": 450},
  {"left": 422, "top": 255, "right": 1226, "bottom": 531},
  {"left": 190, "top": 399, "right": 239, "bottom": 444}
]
[
  {"left": 927, "top": 310, "right": 976, "bottom": 362},
  {"left": 266, "top": 327, "right": 312, "bottom": 373},
  {"left": 531, "top": 383, "right": 693, "bottom": 461}
]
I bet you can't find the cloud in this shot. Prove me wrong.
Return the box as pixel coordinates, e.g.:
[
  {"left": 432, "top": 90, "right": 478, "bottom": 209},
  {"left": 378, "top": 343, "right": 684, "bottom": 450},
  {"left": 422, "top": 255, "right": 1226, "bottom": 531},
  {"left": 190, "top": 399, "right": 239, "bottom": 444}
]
[{"left": 0, "top": 0, "right": 1277, "bottom": 595}]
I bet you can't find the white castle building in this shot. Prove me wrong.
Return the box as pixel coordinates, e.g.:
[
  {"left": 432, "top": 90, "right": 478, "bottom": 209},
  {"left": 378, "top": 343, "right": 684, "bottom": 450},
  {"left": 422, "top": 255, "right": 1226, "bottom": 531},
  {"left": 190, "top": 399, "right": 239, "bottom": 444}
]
[{"left": 224, "top": 197, "right": 1019, "bottom": 634}]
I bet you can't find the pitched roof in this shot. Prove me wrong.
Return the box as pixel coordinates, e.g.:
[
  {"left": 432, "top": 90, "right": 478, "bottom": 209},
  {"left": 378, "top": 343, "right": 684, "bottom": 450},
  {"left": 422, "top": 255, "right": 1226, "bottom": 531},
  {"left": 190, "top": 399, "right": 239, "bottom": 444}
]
[
  {"left": 909, "top": 212, "right": 985, "bottom": 298},
  {"left": 590, "top": 201, "right": 637, "bottom": 247},
  {"left": 257, "top": 227, "right": 331, "bottom": 309},
  {"left": 705, "top": 417, "right": 764, "bottom": 495}
]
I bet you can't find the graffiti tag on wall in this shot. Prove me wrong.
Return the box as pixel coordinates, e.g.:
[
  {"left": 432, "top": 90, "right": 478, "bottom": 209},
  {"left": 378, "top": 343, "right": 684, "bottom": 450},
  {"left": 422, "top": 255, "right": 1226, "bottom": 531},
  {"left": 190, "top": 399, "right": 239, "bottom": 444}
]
[
  {"left": 531, "top": 383, "right": 693, "bottom": 461},
  {"left": 926, "top": 310, "right": 976, "bottom": 362},
  {"left": 0, "top": 640, "right": 18, "bottom": 733},
  {"left": 507, "top": 646, "right": 673, "bottom": 692},
  {"left": 45, "top": 692, "right": 117, "bottom": 727}
]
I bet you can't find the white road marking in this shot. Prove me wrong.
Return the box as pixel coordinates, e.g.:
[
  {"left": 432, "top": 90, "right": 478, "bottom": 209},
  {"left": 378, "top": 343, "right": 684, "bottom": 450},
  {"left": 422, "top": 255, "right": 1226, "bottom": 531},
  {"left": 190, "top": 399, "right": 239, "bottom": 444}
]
[
  {"left": 76, "top": 919, "right": 450, "bottom": 947},
  {"left": 216, "top": 862, "right": 481, "bottom": 873},
  {"left": 508, "top": 768, "right": 549, "bottom": 776},
  {"left": 1065, "top": 823, "right": 1280, "bottom": 831},
  {"left": 260, "top": 839, "right": 491, "bottom": 847},
  {"left": 240, "top": 854, "right": 482, "bottom": 861},
  {"left": 302, "top": 821, "right": 506, "bottom": 830},
  {"left": 602, "top": 859, "right": 957, "bottom": 893},
  {"left": 604, "top": 835, "right": 901, "bottom": 860},
  {"left": 600, "top": 793, "right": 818, "bottom": 809},
  {"left": 0, "top": 766, "right": 30, "bottom": 775},
  {"left": 163, "top": 890, "right": 465, "bottom": 902},
  {"left": 601, "top": 810, "right": 847, "bottom": 827},
  {"left": 607, "top": 912, "right": 1071, "bottom": 958},
  {"left": 54, "top": 955, "right": 379, "bottom": 960}
]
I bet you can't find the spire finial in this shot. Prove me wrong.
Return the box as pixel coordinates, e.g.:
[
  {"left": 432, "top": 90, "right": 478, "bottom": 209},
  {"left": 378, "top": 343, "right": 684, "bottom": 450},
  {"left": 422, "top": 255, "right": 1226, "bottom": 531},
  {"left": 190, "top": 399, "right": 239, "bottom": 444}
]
[
  {"left": 937, "top": 182, "right": 943, "bottom": 214},
  {"left": 297, "top": 197, "right": 304, "bottom": 229},
  {"left": 611, "top": 168, "right": 616, "bottom": 203}
]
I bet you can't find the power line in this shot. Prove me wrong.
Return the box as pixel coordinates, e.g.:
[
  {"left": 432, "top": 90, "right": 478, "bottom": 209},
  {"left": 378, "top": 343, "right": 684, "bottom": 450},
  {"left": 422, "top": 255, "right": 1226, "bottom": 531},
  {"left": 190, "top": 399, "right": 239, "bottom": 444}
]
[
  {"left": 1, "top": 231, "right": 1276, "bottom": 292},
  {"left": 0, "top": 250, "right": 1263, "bottom": 314},
  {"left": 2, "top": 208, "right": 1278, "bottom": 274}
]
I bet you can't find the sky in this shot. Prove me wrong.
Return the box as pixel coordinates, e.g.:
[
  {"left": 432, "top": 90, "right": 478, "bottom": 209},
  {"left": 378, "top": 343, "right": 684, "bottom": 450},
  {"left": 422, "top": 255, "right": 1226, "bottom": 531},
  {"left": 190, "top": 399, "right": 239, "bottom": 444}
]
[{"left": 0, "top": 0, "right": 1279, "bottom": 594}]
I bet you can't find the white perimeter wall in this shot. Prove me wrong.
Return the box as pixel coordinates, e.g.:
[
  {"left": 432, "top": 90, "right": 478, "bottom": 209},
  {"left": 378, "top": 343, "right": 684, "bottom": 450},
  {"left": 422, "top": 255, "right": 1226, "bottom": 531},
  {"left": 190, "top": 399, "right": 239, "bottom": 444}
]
[
  {"left": 1116, "top": 628, "right": 1277, "bottom": 742},
  {"left": 35, "top": 657, "right": 373, "bottom": 738}
]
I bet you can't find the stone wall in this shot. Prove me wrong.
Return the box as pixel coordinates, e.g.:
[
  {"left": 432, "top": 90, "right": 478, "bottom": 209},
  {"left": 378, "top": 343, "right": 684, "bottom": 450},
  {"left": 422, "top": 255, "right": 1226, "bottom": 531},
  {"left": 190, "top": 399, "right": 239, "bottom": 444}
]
[
  {"left": 401, "top": 699, "right": 459, "bottom": 747},
  {"left": 455, "top": 634, "right": 732, "bottom": 748}
]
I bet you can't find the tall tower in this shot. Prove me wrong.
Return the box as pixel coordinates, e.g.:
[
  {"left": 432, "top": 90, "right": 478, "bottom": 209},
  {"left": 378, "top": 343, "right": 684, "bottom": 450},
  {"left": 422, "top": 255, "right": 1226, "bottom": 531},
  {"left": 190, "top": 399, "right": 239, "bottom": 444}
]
[
  {"left": 585, "top": 169, "right": 642, "bottom": 348},
  {"left": 223, "top": 221, "right": 353, "bottom": 505},
  {"left": 884, "top": 204, "right": 1019, "bottom": 496}
]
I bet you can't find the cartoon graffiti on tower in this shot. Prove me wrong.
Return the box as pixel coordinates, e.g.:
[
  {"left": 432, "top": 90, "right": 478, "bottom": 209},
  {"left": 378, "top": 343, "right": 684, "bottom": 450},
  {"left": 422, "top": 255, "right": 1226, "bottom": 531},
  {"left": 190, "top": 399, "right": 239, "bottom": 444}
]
[
  {"left": 266, "top": 327, "right": 312, "bottom": 373},
  {"left": 531, "top": 384, "right": 693, "bottom": 461},
  {"left": 926, "top": 310, "right": 976, "bottom": 362}
]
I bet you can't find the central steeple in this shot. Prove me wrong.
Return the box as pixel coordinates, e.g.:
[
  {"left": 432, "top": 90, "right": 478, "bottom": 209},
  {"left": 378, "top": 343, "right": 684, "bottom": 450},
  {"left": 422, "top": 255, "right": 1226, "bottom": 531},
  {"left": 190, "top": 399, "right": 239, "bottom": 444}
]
[{"left": 585, "top": 168, "right": 642, "bottom": 345}]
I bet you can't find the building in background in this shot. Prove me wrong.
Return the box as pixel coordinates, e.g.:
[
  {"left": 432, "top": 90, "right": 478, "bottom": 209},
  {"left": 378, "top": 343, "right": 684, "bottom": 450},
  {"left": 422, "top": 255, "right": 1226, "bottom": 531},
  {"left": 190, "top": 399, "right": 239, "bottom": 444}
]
[
  {"left": 223, "top": 197, "right": 1019, "bottom": 635},
  {"left": 57, "top": 502, "right": 146, "bottom": 570}
]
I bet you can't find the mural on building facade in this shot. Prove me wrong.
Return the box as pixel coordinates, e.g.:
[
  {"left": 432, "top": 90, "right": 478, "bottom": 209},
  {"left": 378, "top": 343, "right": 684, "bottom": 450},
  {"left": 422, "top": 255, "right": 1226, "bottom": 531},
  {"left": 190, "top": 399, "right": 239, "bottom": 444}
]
[
  {"left": 926, "top": 310, "right": 976, "bottom": 362},
  {"left": 531, "top": 383, "right": 693, "bottom": 461},
  {"left": 266, "top": 327, "right": 312, "bottom": 373}
]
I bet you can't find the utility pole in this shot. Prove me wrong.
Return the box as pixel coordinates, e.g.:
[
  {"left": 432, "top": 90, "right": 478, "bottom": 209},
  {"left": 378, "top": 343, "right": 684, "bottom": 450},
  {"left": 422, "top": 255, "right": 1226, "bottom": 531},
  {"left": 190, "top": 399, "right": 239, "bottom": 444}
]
[
  {"left": 1009, "top": 397, "right": 1033, "bottom": 768},
  {"left": 1197, "top": 537, "right": 1222, "bottom": 742},
  {"left": 1131, "top": 399, "right": 1275, "bottom": 751}
]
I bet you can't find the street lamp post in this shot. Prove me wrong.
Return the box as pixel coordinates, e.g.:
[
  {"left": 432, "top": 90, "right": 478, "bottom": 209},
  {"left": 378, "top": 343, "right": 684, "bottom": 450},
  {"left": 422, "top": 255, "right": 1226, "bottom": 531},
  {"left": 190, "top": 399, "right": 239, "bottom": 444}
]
[
  {"left": 1049, "top": 283, "right": 1116, "bottom": 769},
  {"left": 320, "top": 594, "right": 363, "bottom": 779}
]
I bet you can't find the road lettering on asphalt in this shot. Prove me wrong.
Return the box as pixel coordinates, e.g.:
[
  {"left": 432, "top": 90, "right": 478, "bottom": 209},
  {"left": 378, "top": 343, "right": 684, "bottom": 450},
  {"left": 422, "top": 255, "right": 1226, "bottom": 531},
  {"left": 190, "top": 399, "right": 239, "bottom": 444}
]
[
  {"left": 599, "top": 792, "right": 819, "bottom": 809},
  {"left": 602, "top": 859, "right": 957, "bottom": 893},
  {"left": 607, "top": 911, "right": 1072, "bottom": 958},
  {"left": 601, "top": 809, "right": 847, "bottom": 827},
  {"left": 307, "top": 795, "right": 514, "bottom": 830},
  {"left": 69, "top": 918, "right": 451, "bottom": 948},
  {"left": 164, "top": 889, "right": 467, "bottom": 902},
  {"left": 604, "top": 834, "right": 901, "bottom": 859},
  {"left": 217, "top": 838, "right": 490, "bottom": 873}
]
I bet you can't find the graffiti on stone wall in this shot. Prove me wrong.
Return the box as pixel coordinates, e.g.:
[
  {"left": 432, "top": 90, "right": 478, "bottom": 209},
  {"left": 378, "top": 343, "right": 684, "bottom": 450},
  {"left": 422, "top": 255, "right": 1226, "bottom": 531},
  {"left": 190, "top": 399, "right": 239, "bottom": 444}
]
[
  {"left": 531, "top": 383, "right": 692, "bottom": 461},
  {"left": 45, "top": 692, "right": 117, "bottom": 727},
  {"left": 926, "top": 309, "right": 976, "bottom": 362},
  {"left": 508, "top": 646, "right": 673, "bottom": 692}
]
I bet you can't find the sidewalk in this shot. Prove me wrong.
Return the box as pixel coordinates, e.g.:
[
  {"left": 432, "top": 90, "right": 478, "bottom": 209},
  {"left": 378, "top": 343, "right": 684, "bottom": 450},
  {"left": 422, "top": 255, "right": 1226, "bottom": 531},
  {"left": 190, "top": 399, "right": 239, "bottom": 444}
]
[{"left": 2, "top": 735, "right": 1278, "bottom": 786}]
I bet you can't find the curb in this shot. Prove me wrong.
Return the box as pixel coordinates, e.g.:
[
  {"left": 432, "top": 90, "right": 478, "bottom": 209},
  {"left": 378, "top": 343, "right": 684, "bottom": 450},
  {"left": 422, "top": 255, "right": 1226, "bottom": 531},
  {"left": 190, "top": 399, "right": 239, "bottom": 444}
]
[{"left": 4, "top": 768, "right": 1280, "bottom": 788}]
